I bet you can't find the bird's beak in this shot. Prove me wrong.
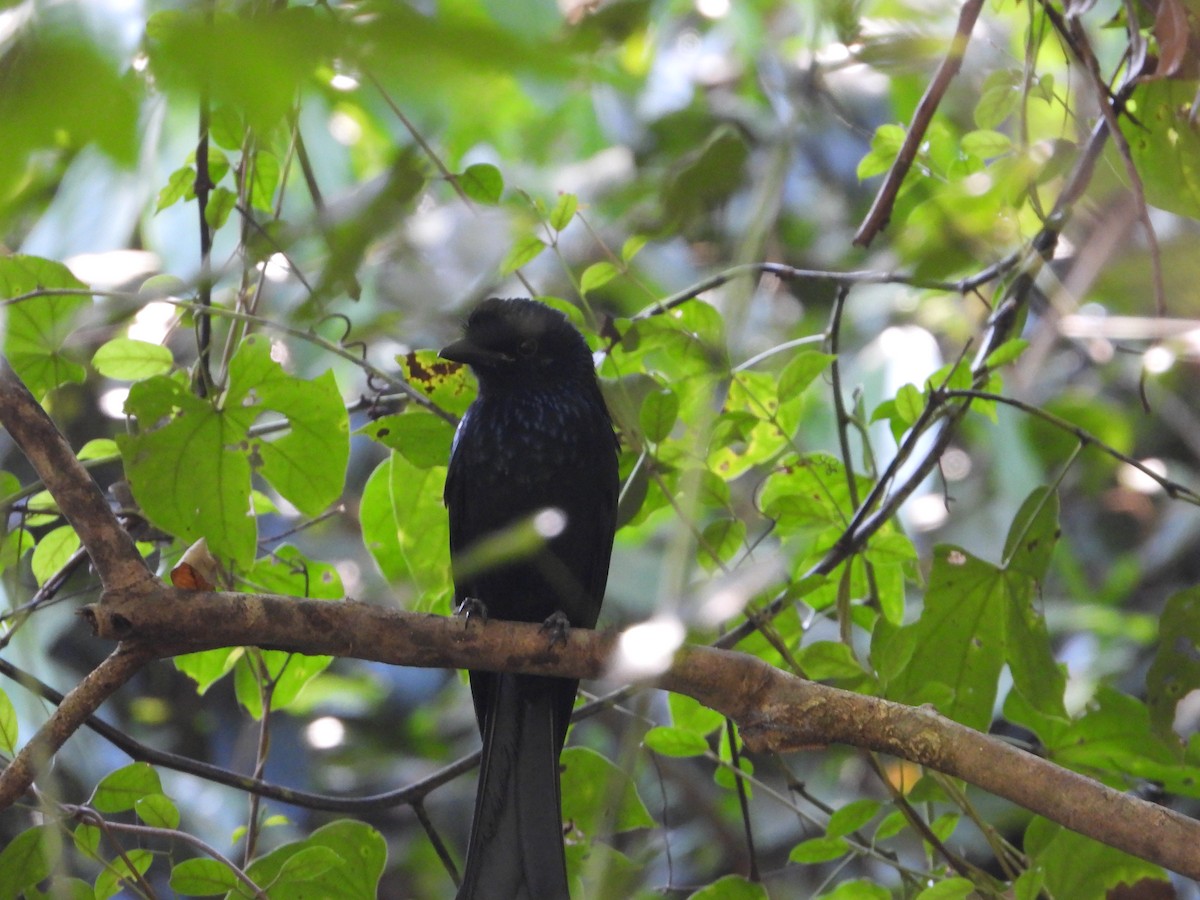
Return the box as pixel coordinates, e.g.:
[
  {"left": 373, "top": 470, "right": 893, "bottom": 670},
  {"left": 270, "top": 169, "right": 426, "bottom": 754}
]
[{"left": 439, "top": 338, "right": 513, "bottom": 368}]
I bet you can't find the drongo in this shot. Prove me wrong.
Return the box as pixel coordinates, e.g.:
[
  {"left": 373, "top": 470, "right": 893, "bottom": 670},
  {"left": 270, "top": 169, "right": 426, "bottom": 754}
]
[{"left": 441, "top": 298, "right": 619, "bottom": 899}]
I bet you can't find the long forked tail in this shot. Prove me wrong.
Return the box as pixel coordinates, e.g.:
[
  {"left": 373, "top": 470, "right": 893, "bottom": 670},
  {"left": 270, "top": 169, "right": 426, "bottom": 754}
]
[{"left": 456, "top": 673, "right": 575, "bottom": 900}]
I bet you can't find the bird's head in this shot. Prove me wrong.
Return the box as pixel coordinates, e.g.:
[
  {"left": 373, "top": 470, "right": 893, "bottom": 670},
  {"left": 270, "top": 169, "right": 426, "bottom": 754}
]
[{"left": 439, "top": 298, "right": 597, "bottom": 393}]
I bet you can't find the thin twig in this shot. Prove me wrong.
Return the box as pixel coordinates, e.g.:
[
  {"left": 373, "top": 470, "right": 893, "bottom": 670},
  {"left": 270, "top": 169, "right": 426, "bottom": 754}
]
[
  {"left": 853, "top": 0, "right": 986, "bottom": 246},
  {"left": 65, "top": 803, "right": 269, "bottom": 900}
]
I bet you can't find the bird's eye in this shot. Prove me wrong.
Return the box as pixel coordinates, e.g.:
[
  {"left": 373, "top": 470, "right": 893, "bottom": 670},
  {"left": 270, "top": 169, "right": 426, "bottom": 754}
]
[{"left": 518, "top": 338, "right": 538, "bottom": 357}]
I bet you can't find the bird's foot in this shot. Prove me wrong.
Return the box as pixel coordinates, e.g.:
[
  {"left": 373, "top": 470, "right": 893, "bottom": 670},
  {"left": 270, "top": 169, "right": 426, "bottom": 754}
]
[
  {"left": 456, "top": 597, "right": 489, "bottom": 624},
  {"left": 541, "top": 610, "right": 571, "bottom": 646}
]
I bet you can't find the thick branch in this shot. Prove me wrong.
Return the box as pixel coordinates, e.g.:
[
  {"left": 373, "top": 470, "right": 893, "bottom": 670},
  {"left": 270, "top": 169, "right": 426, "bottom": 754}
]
[
  {"left": 77, "top": 586, "right": 1200, "bottom": 880},
  {"left": 0, "top": 363, "right": 152, "bottom": 594}
]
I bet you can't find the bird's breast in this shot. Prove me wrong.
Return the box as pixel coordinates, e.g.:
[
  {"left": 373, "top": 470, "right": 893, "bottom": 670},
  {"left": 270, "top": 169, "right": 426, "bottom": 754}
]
[{"left": 455, "top": 391, "right": 606, "bottom": 485}]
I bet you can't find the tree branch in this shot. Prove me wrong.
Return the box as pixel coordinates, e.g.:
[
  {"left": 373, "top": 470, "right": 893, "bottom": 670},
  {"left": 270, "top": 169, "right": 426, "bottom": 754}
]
[
  {"left": 3, "top": 261, "right": 1197, "bottom": 880},
  {"left": 69, "top": 586, "right": 1200, "bottom": 880},
  {"left": 0, "top": 362, "right": 152, "bottom": 594}
]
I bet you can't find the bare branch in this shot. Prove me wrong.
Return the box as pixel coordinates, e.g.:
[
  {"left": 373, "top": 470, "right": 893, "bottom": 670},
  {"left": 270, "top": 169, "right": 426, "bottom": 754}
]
[
  {"left": 853, "top": 0, "right": 985, "bottom": 246},
  {"left": 49, "top": 587, "right": 1200, "bottom": 881}
]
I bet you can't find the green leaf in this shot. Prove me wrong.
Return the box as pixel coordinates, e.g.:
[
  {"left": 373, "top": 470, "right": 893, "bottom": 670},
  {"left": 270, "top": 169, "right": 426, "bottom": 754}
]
[
  {"left": 874, "top": 809, "right": 907, "bottom": 841},
  {"left": 639, "top": 388, "right": 679, "bottom": 442},
  {"left": 245, "top": 820, "right": 385, "bottom": 899},
  {"left": 708, "top": 371, "right": 803, "bottom": 480},
  {"left": 0, "top": 528, "right": 33, "bottom": 576},
  {"left": 0, "top": 32, "right": 138, "bottom": 198},
  {"left": 0, "top": 827, "right": 61, "bottom": 900},
  {"left": 92, "top": 338, "right": 174, "bottom": 380},
  {"left": 686, "top": 874, "right": 769, "bottom": 899},
  {"left": 984, "top": 338, "right": 1028, "bottom": 369},
  {"left": 135, "top": 793, "right": 180, "bottom": 829},
  {"left": 713, "top": 752, "right": 752, "bottom": 791},
  {"left": 795, "top": 641, "right": 874, "bottom": 684},
  {"left": 549, "top": 192, "right": 577, "bottom": 231},
  {"left": 789, "top": 835, "right": 849, "bottom": 863},
  {"left": 1, "top": 255, "right": 89, "bottom": 397},
  {"left": 1120, "top": 80, "right": 1200, "bottom": 218},
  {"left": 893, "top": 382, "right": 925, "bottom": 429},
  {"left": 398, "top": 349, "right": 477, "bottom": 417},
  {"left": 826, "top": 799, "right": 881, "bottom": 838},
  {"left": 915, "top": 878, "right": 976, "bottom": 900},
  {"left": 643, "top": 725, "right": 709, "bottom": 757},
  {"left": 204, "top": 185, "right": 237, "bottom": 230},
  {"left": 24, "top": 490, "right": 59, "bottom": 525},
  {"left": 500, "top": 233, "right": 546, "bottom": 274},
  {"left": 363, "top": 451, "right": 451, "bottom": 604},
  {"left": 460, "top": 163, "right": 504, "bottom": 204},
  {"left": 77, "top": 438, "right": 119, "bottom": 461},
  {"left": 621, "top": 234, "right": 646, "bottom": 262},
  {"left": 1003, "top": 486, "right": 1060, "bottom": 581},
  {"left": 168, "top": 857, "right": 241, "bottom": 895},
  {"left": 960, "top": 129, "right": 1012, "bottom": 159},
  {"left": 356, "top": 412, "right": 455, "bottom": 469},
  {"left": 974, "top": 69, "right": 1021, "bottom": 129},
  {"left": 360, "top": 457, "right": 408, "bottom": 584},
  {"left": 30, "top": 525, "right": 80, "bottom": 586},
  {"left": 118, "top": 337, "right": 348, "bottom": 565},
  {"left": 580, "top": 260, "right": 618, "bottom": 294},
  {"left": 249, "top": 150, "right": 281, "bottom": 212},
  {"left": 233, "top": 553, "right": 340, "bottom": 716},
  {"left": 699, "top": 517, "right": 743, "bottom": 572},
  {"left": 118, "top": 375, "right": 254, "bottom": 564},
  {"left": 72, "top": 823, "right": 101, "bottom": 859},
  {"left": 1035, "top": 686, "right": 1184, "bottom": 786},
  {"left": 857, "top": 123, "right": 906, "bottom": 179},
  {"left": 930, "top": 811, "right": 960, "bottom": 842},
  {"left": 235, "top": 648, "right": 331, "bottom": 719},
  {"left": 817, "top": 880, "right": 891, "bottom": 900},
  {"left": 1013, "top": 868, "right": 1047, "bottom": 900},
  {"left": 1002, "top": 488, "right": 1068, "bottom": 719},
  {"left": 0, "top": 687, "right": 16, "bottom": 755},
  {"left": 668, "top": 692, "right": 724, "bottom": 736},
  {"left": 94, "top": 848, "right": 152, "bottom": 900},
  {"left": 561, "top": 746, "right": 654, "bottom": 834},
  {"left": 1006, "top": 587, "right": 1068, "bottom": 721},
  {"left": 91, "top": 762, "right": 163, "bottom": 813},
  {"left": 175, "top": 647, "right": 241, "bottom": 696},
  {"left": 880, "top": 546, "right": 1008, "bottom": 730},
  {"left": 1147, "top": 586, "right": 1200, "bottom": 739},
  {"left": 156, "top": 165, "right": 195, "bottom": 212},
  {"left": 250, "top": 544, "right": 343, "bottom": 600},
  {"left": 228, "top": 337, "right": 350, "bottom": 516},
  {"left": 205, "top": 148, "right": 230, "bottom": 187},
  {"left": 273, "top": 845, "right": 343, "bottom": 883},
  {"left": 386, "top": 452, "right": 449, "bottom": 599},
  {"left": 207, "top": 105, "right": 244, "bottom": 151},
  {"left": 0, "top": 470, "right": 18, "bottom": 501},
  {"left": 1024, "top": 817, "right": 1168, "bottom": 899},
  {"left": 758, "top": 453, "right": 866, "bottom": 535},
  {"left": 778, "top": 351, "right": 834, "bottom": 399}
]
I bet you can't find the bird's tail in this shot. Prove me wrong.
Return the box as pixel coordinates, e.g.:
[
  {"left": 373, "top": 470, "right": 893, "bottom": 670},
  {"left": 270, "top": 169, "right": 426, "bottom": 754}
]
[{"left": 456, "top": 673, "right": 575, "bottom": 900}]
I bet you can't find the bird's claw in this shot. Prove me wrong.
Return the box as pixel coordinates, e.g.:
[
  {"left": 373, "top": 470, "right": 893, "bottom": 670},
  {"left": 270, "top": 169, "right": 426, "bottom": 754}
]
[
  {"left": 541, "top": 611, "right": 571, "bottom": 646},
  {"left": 456, "top": 597, "right": 489, "bottom": 625}
]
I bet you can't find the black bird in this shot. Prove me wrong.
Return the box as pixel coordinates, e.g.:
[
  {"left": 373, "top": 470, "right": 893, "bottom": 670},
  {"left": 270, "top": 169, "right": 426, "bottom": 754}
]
[{"left": 441, "top": 298, "right": 619, "bottom": 900}]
